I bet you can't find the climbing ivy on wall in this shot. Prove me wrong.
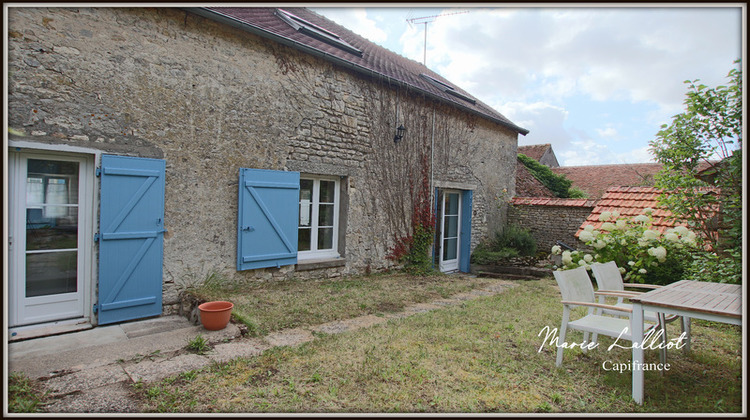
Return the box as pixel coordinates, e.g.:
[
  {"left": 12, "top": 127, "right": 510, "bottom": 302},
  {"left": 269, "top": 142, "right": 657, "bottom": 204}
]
[{"left": 518, "top": 154, "right": 585, "bottom": 198}]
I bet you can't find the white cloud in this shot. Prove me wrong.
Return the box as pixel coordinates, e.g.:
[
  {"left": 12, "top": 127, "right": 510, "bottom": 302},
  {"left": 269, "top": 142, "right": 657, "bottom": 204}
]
[
  {"left": 596, "top": 127, "right": 617, "bottom": 139},
  {"left": 412, "top": 7, "right": 741, "bottom": 108},
  {"left": 311, "top": 8, "right": 388, "bottom": 44}
]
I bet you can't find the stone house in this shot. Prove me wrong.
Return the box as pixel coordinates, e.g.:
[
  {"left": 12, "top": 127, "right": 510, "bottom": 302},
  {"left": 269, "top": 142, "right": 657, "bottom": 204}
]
[{"left": 6, "top": 7, "right": 528, "bottom": 338}]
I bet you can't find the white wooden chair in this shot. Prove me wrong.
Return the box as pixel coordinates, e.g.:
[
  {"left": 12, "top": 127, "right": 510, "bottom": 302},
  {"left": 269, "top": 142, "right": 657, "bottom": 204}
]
[
  {"left": 591, "top": 261, "right": 691, "bottom": 353},
  {"left": 552, "top": 266, "right": 662, "bottom": 367}
]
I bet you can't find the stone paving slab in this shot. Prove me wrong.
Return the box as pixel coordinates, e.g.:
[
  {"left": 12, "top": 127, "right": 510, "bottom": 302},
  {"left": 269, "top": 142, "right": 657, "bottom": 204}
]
[
  {"left": 263, "top": 328, "right": 315, "bottom": 348},
  {"left": 309, "top": 314, "right": 387, "bottom": 334},
  {"left": 208, "top": 338, "right": 271, "bottom": 363},
  {"left": 42, "top": 364, "right": 129, "bottom": 396},
  {"left": 124, "top": 353, "right": 208, "bottom": 383},
  {"left": 45, "top": 381, "right": 140, "bottom": 413}
]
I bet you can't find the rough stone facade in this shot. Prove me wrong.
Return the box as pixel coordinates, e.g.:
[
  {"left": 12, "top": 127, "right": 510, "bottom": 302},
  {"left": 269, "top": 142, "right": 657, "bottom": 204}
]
[
  {"left": 508, "top": 203, "right": 594, "bottom": 253},
  {"left": 7, "top": 8, "right": 519, "bottom": 310}
]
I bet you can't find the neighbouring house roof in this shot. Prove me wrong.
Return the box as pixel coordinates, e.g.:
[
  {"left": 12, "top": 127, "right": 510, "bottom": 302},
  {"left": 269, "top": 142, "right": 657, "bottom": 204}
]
[
  {"left": 550, "top": 161, "right": 716, "bottom": 200},
  {"left": 515, "top": 159, "right": 556, "bottom": 198},
  {"left": 188, "top": 7, "right": 529, "bottom": 136},
  {"left": 576, "top": 186, "right": 686, "bottom": 237},
  {"left": 551, "top": 163, "right": 664, "bottom": 200},
  {"left": 518, "top": 144, "right": 559, "bottom": 167}
]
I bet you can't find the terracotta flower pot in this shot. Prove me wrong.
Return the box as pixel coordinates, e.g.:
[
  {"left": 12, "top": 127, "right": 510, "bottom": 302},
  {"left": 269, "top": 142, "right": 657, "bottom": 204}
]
[{"left": 198, "top": 301, "right": 234, "bottom": 331}]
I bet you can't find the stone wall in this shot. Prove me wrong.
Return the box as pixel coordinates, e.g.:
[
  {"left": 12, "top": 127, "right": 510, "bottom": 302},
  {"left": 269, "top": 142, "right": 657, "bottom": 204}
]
[
  {"left": 7, "top": 7, "right": 519, "bottom": 308},
  {"left": 508, "top": 203, "right": 594, "bottom": 253}
]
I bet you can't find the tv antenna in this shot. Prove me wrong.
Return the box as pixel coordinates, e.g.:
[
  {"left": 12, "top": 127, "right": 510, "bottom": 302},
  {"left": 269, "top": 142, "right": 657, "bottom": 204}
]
[{"left": 407, "top": 10, "right": 470, "bottom": 66}]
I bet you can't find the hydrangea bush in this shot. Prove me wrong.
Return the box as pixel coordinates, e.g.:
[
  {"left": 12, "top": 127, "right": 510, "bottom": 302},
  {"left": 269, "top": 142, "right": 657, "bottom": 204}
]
[{"left": 551, "top": 209, "right": 698, "bottom": 284}]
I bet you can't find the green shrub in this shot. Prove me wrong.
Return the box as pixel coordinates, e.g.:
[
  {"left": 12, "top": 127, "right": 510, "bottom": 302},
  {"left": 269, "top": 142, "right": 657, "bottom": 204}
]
[
  {"left": 471, "top": 242, "right": 519, "bottom": 265},
  {"left": 471, "top": 225, "right": 536, "bottom": 265},
  {"left": 495, "top": 225, "right": 537, "bottom": 257}
]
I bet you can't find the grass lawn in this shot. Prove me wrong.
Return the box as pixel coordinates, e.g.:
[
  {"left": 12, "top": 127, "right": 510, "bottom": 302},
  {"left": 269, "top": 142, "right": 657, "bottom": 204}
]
[
  {"left": 188, "top": 271, "right": 493, "bottom": 336},
  {"left": 138, "top": 275, "right": 743, "bottom": 413}
]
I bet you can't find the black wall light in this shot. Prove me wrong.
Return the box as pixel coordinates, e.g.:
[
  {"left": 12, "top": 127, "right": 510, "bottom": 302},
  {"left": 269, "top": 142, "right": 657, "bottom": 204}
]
[{"left": 393, "top": 124, "right": 406, "bottom": 144}]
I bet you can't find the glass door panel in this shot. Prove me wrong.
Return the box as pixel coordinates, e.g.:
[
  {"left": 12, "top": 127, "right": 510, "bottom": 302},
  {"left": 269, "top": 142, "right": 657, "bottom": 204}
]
[
  {"left": 440, "top": 191, "right": 461, "bottom": 272},
  {"left": 25, "top": 159, "right": 80, "bottom": 297}
]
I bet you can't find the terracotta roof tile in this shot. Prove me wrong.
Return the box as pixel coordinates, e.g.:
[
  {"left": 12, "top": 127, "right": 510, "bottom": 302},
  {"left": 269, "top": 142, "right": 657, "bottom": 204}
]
[{"left": 573, "top": 186, "right": 717, "bottom": 237}]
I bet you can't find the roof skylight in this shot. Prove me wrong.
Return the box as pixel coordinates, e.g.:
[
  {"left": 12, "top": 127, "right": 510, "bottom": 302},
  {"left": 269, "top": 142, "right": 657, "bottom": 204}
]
[
  {"left": 419, "top": 73, "right": 476, "bottom": 105},
  {"left": 275, "top": 9, "right": 363, "bottom": 57}
]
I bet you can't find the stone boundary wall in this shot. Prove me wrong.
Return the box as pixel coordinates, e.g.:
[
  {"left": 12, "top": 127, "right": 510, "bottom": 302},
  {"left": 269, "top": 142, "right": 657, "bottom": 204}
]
[{"left": 508, "top": 198, "right": 597, "bottom": 253}]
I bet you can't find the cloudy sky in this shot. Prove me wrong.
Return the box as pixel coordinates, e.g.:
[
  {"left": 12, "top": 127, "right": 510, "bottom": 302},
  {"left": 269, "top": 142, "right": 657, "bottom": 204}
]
[{"left": 312, "top": 5, "right": 743, "bottom": 166}]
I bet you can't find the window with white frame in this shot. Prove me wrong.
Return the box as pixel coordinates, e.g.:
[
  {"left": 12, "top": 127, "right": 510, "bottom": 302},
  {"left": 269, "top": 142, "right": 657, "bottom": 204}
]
[{"left": 298, "top": 176, "right": 339, "bottom": 260}]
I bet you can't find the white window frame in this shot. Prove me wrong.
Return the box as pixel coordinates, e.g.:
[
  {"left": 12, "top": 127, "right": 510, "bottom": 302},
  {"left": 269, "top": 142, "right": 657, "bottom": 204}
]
[{"left": 298, "top": 175, "right": 340, "bottom": 261}]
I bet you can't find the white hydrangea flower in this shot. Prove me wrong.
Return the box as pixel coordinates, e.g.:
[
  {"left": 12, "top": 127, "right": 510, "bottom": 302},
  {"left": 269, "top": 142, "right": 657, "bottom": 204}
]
[
  {"left": 639, "top": 268, "right": 648, "bottom": 274},
  {"left": 649, "top": 246, "right": 667, "bottom": 262},
  {"left": 615, "top": 219, "right": 627, "bottom": 229},
  {"left": 583, "top": 254, "right": 593, "bottom": 263},
  {"left": 584, "top": 224, "right": 595, "bottom": 232},
  {"left": 642, "top": 229, "right": 660, "bottom": 241},
  {"left": 664, "top": 232, "right": 679, "bottom": 242},
  {"left": 618, "top": 267, "right": 627, "bottom": 275},
  {"left": 601, "top": 222, "right": 616, "bottom": 231},
  {"left": 643, "top": 208, "right": 654, "bottom": 215},
  {"left": 634, "top": 215, "right": 650, "bottom": 224},
  {"left": 561, "top": 250, "right": 572, "bottom": 266},
  {"left": 612, "top": 211, "right": 620, "bottom": 218},
  {"left": 551, "top": 245, "right": 562, "bottom": 255},
  {"left": 599, "top": 211, "right": 612, "bottom": 222},
  {"left": 579, "top": 230, "right": 594, "bottom": 242},
  {"left": 593, "top": 240, "right": 607, "bottom": 249},
  {"left": 628, "top": 261, "right": 636, "bottom": 266}
]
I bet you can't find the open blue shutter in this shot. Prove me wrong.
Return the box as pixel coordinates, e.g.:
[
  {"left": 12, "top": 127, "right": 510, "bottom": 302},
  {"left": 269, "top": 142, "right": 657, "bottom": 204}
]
[
  {"left": 459, "top": 189, "right": 473, "bottom": 273},
  {"left": 237, "top": 168, "right": 299, "bottom": 270},
  {"left": 98, "top": 155, "right": 165, "bottom": 325}
]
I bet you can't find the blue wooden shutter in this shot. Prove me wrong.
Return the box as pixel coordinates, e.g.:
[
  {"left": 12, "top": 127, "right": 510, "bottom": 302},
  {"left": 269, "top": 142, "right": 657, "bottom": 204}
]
[
  {"left": 459, "top": 189, "right": 473, "bottom": 273},
  {"left": 98, "top": 155, "right": 165, "bottom": 325},
  {"left": 237, "top": 168, "right": 300, "bottom": 270}
]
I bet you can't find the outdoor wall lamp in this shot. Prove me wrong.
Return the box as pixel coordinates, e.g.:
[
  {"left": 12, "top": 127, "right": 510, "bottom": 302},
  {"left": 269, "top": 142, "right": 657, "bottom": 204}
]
[{"left": 393, "top": 124, "right": 406, "bottom": 144}]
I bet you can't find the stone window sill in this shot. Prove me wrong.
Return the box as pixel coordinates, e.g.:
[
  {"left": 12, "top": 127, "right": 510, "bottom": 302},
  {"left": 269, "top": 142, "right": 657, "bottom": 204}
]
[{"left": 295, "top": 257, "right": 346, "bottom": 272}]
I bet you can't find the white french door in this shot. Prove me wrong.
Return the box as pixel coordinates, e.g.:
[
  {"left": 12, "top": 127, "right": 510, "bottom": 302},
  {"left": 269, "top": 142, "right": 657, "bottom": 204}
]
[
  {"left": 8, "top": 151, "right": 94, "bottom": 327},
  {"left": 439, "top": 191, "right": 461, "bottom": 272}
]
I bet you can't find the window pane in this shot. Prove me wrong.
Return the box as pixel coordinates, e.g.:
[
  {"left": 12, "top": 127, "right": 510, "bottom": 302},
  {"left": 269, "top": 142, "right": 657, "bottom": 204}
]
[
  {"left": 445, "top": 215, "right": 458, "bottom": 238},
  {"left": 27, "top": 159, "right": 79, "bottom": 205},
  {"left": 317, "top": 227, "right": 333, "bottom": 250},
  {"left": 318, "top": 204, "right": 334, "bottom": 227},
  {"left": 27, "top": 207, "right": 79, "bottom": 251},
  {"left": 446, "top": 193, "right": 459, "bottom": 215},
  {"left": 300, "top": 180, "right": 313, "bottom": 200},
  {"left": 298, "top": 228, "right": 311, "bottom": 251},
  {"left": 319, "top": 180, "right": 335, "bottom": 203},
  {"left": 26, "top": 251, "right": 78, "bottom": 297},
  {"left": 299, "top": 180, "right": 313, "bottom": 227},
  {"left": 299, "top": 202, "right": 312, "bottom": 227},
  {"left": 443, "top": 238, "right": 458, "bottom": 260}
]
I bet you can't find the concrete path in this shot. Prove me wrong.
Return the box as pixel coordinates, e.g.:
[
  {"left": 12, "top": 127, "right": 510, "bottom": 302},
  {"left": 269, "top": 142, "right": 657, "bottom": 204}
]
[{"left": 7, "top": 279, "right": 516, "bottom": 413}]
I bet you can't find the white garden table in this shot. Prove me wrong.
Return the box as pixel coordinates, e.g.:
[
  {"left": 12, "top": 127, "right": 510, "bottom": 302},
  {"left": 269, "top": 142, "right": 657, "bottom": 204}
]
[{"left": 629, "top": 280, "right": 742, "bottom": 404}]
